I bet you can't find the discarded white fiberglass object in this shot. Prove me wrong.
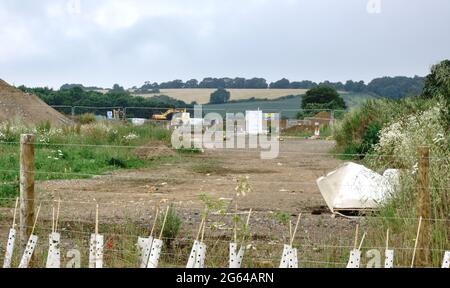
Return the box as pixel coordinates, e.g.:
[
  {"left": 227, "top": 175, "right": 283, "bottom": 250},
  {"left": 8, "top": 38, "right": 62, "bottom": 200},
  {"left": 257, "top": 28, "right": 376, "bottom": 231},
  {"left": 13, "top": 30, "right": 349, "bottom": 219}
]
[{"left": 316, "top": 162, "right": 400, "bottom": 213}]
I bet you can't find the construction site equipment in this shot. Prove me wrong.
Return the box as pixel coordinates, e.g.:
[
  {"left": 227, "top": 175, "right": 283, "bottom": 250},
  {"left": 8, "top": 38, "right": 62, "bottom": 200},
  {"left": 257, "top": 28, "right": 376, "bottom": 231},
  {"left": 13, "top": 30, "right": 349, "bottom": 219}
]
[{"left": 151, "top": 108, "right": 187, "bottom": 121}]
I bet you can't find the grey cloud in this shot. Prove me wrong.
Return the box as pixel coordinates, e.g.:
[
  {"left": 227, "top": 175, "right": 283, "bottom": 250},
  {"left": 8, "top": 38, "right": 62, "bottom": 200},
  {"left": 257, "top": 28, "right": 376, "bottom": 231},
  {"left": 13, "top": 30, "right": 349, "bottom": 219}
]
[{"left": 0, "top": 0, "right": 449, "bottom": 88}]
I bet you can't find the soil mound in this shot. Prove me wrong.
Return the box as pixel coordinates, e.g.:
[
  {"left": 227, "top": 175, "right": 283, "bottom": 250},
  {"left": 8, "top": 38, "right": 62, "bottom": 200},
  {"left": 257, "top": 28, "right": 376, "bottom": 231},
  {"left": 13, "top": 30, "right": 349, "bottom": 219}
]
[
  {"left": 134, "top": 141, "right": 175, "bottom": 160},
  {"left": 0, "top": 79, "right": 71, "bottom": 127}
]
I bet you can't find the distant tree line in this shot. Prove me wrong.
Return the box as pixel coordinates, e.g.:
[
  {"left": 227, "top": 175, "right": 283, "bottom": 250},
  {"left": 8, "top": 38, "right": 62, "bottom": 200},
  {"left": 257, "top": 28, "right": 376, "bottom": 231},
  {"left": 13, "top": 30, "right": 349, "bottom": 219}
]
[
  {"left": 18, "top": 85, "right": 189, "bottom": 119},
  {"left": 60, "top": 83, "right": 105, "bottom": 91},
  {"left": 136, "top": 76, "right": 425, "bottom": 99}
]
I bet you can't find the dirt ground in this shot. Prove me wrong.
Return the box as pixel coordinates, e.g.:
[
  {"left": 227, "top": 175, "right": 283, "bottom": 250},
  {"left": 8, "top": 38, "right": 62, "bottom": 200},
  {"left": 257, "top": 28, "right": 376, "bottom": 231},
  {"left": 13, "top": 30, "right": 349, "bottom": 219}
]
[
  {"left": 28, "top": 139, "right": 341, "bottom": 221},
  {"left": 1, "top": 138, "right": 361, "bottom": 267},
  {"left": 23, "top": 138, "right": 357, "bottom": 245}
]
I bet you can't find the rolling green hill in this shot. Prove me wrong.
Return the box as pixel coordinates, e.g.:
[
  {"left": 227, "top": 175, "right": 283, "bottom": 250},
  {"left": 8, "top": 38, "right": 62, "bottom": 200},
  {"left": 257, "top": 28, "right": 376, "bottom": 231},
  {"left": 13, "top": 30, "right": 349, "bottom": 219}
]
[{"left": 204, "top": 92, "right": 377, "bottom": 118}]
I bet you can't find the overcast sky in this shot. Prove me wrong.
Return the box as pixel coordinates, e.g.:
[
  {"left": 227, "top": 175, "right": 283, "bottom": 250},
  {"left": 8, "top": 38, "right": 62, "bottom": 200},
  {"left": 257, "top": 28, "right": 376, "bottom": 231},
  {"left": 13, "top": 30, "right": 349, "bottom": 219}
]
[{"left": 1, "top": 0, "right": 449, "bottom": 88}]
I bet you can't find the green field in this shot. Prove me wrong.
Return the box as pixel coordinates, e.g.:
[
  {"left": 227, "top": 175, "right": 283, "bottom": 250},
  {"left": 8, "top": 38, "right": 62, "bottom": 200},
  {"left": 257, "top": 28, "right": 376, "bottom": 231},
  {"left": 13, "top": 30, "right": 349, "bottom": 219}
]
[
  {"left": 134, "top": 88, "right": 309, "bottom": 104},
  {"left": 0, "top": 122, "right": 180, "bottom": 205},
  {"left": 204, "top": 92, "right": 377, "bottom": 118}
]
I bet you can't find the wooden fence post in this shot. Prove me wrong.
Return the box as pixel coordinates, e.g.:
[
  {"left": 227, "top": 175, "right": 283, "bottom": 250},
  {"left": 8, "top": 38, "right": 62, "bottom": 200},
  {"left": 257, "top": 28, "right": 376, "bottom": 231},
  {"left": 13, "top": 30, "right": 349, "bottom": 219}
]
[
  {"left": 19, "top": 134, "right": 35, "bottom": 247},
  {"left": 415, "top": 146, "right": 431, "bottom": 267}
]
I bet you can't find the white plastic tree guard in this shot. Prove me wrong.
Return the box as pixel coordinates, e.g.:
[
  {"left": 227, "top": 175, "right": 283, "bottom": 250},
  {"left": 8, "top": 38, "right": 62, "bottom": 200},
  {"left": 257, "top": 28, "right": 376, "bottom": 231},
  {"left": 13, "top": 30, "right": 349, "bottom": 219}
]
[
  {"left": 346, "top": 249, "right": 361, "bottom": 268},
  {"left": 138, "top": 236, "right": 153, "bottom": 268},
  {"left": 316, "top": 162, "right": 400, "bottom": 213},
  {"left": 18, "top": 204, "right": 41, "bottom": 269},
  {"left": 442, "top": 251, "right": 450, "bottom": 268},
  {"left": 279, "top": 214, "right": 301, "bottom": 269},
  {"left": 89, "top": 234, "right": 104, "bottom": 268},
  {"left": 279, "top": 245, "right": 298, "bottom": 268},
  {"left": 384, "top": 250, "right": 394, "bottom": 268},
  {"left": 46, "top": 232, "right": 61, "bottom": 268},
  {"left": 229, "top": 243, "right": 245, "bottom": 268},
  {"left": 147, "top": 239, "right": 163, "bottom": 268},
  {"left": 18, "top": 235, "right": 38, "bottom": 268},
  {"left": 145, "top": 206, "right": 169, "bottom": 269},
  {"left": 3, "top": 228, "right": 16, "bottom": 268},
  {"left": 3, "top": 198, "right": 19, "bottom": 268},
  {"left": 186, "top": 240, "right": 207, "bottom": 268}
]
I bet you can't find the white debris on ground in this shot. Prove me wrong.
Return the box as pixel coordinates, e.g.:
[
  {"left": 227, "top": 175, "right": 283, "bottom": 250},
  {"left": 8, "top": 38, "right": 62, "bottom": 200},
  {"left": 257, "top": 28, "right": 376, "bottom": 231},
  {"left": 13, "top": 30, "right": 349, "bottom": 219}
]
[{"left": 316, "top": 162, "right": 400, "bottom": 214}]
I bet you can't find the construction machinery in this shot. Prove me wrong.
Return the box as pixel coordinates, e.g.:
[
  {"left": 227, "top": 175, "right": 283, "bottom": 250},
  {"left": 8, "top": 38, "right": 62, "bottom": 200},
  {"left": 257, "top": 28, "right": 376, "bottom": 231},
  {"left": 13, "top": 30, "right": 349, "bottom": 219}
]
[{"left": 151, "top": 108, "right": 187, "bottom": 121}]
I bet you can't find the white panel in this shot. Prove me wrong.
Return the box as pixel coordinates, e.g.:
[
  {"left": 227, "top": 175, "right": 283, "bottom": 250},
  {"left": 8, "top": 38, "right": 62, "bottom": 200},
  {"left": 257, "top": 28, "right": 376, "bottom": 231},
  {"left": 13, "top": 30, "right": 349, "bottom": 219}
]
[
  {"left": 442, "top": 251, "right": 450, "bottom": 268},
  {"left": 229, "top": 243, "right": 245, "bottom": 268},
  {"left": 89, "top": 234, "right": 96, "bottom": 268},
  {"left": 346, "top": 249, "right": 361, "bottom": 268},
  {"left": 279, "top": 245, "right": 292, "bottom": 268},
  {"left": 18, "top": 235, "right": 38, "bottom": 268},
  {"left": 147, "top": 239, "right": 163, "bottom": 268},
  {"left": 3, "top": 228, "right": 16, "bottom": 268},
  {"left": 229, "top": 243, "right": 237, "bottom": 268},
  {"left": 46, "top": 232, "right": 61, "bottom": 268},
  {"left": 95, "top": 234, "right": 104, "bottom": 268},
  {"left": 89, "top": 234, "right": 103, "bottom": 268},
  {"left": 279, "top": 245, "right": 298, "bottom": 269},
  {"left": 137, "top": 237, "right": 148, "bottom": 252},
  {"left": 235, "top": 245, "right": 245, "bottom": 268},
  {"left": 138, "top": 236, "right": 153, "bottom": 268},
  {"left": 246, "top": 111, "right": 263, "bottom": 135},
  {"left": 186, "top": 240, "right": 200, "bottom": 268},
  {"left": 195, "top": 242, "right": 206, "bottom": 268},
  {"left": 384, "top": 249, "right": 394, "bottom": 268},
  {"left": 289, "top": 248, "right": 298, "bottom": 268}
]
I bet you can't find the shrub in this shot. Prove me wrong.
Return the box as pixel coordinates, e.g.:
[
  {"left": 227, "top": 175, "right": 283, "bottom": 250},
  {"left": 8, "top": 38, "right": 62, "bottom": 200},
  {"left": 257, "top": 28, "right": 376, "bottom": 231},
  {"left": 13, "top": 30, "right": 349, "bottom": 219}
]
[
  {"left": 302, "top": 85, "right": 347, "bottom": 110},
  {"left": 333, "top": 98, "right": 439, "bottom": 158},
  {"left": 156, "top": 205, "right": 181, "bottom": 244},
  {"left": 209, "top": 88, "right": 231, "bottom": 104},
  {"left": 36, "top": 121, "right": 51, "bottom": 133},
  {"left": 78, "top": 113, "right": 96, "bottom": 124},
  {"left": 364, "top": 101, "right": 449, "bottom": 266}
]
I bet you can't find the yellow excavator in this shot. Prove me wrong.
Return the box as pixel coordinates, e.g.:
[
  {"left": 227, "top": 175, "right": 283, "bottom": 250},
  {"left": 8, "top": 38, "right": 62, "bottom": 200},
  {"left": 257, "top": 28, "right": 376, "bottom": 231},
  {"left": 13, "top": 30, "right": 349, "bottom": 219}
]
[{"left": 151, "top": 108, "right": 187, "bottom": 120}]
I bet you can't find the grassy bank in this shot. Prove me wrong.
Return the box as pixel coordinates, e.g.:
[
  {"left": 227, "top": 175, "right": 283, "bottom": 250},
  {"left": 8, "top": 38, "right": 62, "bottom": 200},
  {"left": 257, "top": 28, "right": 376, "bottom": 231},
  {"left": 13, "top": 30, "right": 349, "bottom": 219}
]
[
  {"left": 332, "top": 95, "right": 449, "bottom": 267},
  {"left": 0, "top": 120, "right": 176, "bottom": 205}
]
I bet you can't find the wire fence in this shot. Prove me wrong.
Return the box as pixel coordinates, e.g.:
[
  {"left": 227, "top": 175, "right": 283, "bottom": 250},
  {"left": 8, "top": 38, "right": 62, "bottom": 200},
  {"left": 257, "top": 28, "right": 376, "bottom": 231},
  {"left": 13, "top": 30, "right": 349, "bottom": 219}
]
[
  {"left": 0, "top": 107, "right": 448, "bottom": 268},
  {"left": 0, "top": 205, "right": 448, "bottom": 268},
  {"left": 0, "top": 103, "right": 348, "bottom": 121}
]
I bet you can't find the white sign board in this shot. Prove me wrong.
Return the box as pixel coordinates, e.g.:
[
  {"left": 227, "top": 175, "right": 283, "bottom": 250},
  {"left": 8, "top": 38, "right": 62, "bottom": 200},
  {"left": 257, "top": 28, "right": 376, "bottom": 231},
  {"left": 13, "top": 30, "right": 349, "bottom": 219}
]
[
  {"left": 107, "top": 111, "right": 113, "bottom": 119},
  {"left": 246, "top": 111, "right": 263, "bottom": 135}
]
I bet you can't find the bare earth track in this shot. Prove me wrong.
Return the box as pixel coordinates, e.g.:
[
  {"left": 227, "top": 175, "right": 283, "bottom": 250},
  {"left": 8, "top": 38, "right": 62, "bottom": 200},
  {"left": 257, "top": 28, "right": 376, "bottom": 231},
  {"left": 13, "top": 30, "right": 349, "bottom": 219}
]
[
  {"left": 34, "top": 139, "right": 345, "bottom": 223},
  {"left": 0, "top": 139, "right": 358, "bottom": 267}
]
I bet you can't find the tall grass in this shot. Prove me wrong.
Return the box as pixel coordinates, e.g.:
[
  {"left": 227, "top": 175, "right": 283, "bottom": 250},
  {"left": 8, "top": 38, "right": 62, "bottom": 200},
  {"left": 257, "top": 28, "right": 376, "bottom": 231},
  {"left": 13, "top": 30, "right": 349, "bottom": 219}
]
[
  {"left": 0, "top": 120, "right": 174, "bottom": 205},
  {"left": 333, "top": 98, "right": 441, "bottom": 158},
  {"left": 333, "top": 97, "right": 449, "bottom": 267}
]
